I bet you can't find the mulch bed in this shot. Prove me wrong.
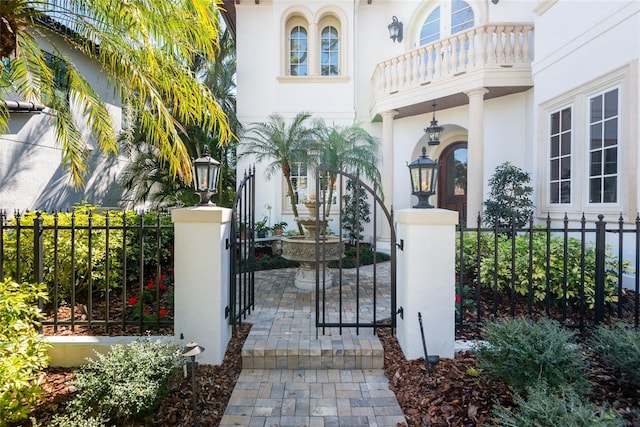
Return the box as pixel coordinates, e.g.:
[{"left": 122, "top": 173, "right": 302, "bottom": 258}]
[
  {"left": 15, "top": 323, "right": 251, "bottom": 427},
  {"left": 16, "top": 284, "right": 640, "bottom": 426},
  {"left": 19, "top": 321, "right": 640, "bottom": 426}
]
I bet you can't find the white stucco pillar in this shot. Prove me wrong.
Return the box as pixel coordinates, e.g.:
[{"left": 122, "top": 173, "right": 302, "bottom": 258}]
[
  {"left": 396, "top": 208, "right": 458, "bottom": 360},
  {"left": 172, "top": 206, "right": 232, "bottom": 365},
  {"left": 308, "top": 22, "right": 319, "bottom": 76},
  {"left": 379, "top": 110, "right": 398, "bottom": 246},
  {"left": 465, "top": 88, "right": 489, "bottom": 222}
]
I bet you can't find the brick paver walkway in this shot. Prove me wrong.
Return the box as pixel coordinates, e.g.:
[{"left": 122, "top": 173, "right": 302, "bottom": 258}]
[{"left": 219, "top": 262, "right": 407, "bottom": 427}]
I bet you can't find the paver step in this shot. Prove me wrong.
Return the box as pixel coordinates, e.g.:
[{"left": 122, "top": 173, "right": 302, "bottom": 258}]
[{"left": 241, "top": 337, "right": 385, "bottom": 369}]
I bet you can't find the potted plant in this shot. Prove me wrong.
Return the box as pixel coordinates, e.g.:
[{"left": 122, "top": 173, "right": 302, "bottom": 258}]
[
  {"left": 255, "top": 217, "right": 269, "bottom": 238},
  {"left": 271, "top": 221, "right": 288, "bottom": 236}
]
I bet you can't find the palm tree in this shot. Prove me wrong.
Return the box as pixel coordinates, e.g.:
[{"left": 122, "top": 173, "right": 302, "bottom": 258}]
[
  {"left": 0, "top": 0, "right": 232, "bottom": 187},
  {"left": 118, "top": 27, "right": 239, "bottom": 209},
  {"left": 240, "top": 112, "right": 317, "bottom": 235},
  {"left": 314, "top": 122, "right": 382, "bottom": 218}
]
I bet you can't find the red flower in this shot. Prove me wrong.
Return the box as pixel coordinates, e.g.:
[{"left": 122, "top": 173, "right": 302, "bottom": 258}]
[
  {"left": 127, "top": 297, "right": 138, "bottom": 306},
  {"left": 159, "top": 309, "right": 169, "bottom": 317},
  {"left": 455, "top": 295, "right": 462, "bottom": 304},
  {"left": 144, "top": 307, "right": 151, "bottom": 314},
  {"left": 160, "top": 283, "right": 167, "bottom": 290},
  {"left": 146, "top": 281, "right": 155, "bottom": 290}
]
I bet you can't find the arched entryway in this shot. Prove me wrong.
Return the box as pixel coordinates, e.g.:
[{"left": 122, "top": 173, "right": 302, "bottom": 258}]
[{"left": 437, "top": 141, "right": 468, "bottom": 224}]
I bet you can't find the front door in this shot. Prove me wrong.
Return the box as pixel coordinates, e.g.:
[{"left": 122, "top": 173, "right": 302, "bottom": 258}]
[{"left": 438, "top": 142, "right": 468, "bottom": 224}]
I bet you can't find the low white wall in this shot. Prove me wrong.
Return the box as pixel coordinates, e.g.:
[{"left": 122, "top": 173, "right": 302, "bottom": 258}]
[{"left": 46, "top": 335, "right": 170, "bottom": 367}]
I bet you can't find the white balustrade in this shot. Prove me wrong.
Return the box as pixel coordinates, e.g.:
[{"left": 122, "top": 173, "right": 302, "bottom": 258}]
[{"left": 372, "top": 23, "right": 534, "bottom": 96}]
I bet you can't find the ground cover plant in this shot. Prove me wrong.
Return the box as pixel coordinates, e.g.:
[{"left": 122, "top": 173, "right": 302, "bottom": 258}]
[
  {"left": 475, "top": 316, "right": 588, "bottom": 394},
  {"left": 0, "top": 280, "right": 50, "bottom": 426},
  {"left": 592, "top": 322, "right": 640, "bottom": 390},
  {"left": 48, "top": 338, "right": 181, "bottom": 426}
]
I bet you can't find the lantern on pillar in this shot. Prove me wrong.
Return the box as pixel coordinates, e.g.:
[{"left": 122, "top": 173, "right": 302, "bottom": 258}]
[
  {"left": 408, "top": 147, "right": 439, "bottom": 208},
  {"left": 192, "top": 145, "right": 220, "bottom": 206}
]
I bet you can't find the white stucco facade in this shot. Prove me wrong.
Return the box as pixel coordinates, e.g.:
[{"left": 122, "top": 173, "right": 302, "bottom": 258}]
[
  {"left": 234, "top": 0, "right": 639, "bottom": 237},
  {"left": 1, "top": 32, "right": 130, "bottom": 211}
]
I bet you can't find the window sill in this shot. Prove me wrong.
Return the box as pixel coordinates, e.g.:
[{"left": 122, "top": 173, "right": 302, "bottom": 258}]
[{"left": 277, "top": 76, "right": 350, "bottom": 84}]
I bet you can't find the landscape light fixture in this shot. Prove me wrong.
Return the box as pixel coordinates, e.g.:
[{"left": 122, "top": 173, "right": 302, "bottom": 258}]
[
  {"left": 192, "top": 145, "right": 220, "bottom": 205},
  {"left": 425, "top": 103, "right": 445, "bottom": 146},
  {"left": 182, "top": 341, "right": 205, "bottom": 425},
  {"left": 408, "top": 147, "right": 439, "bottom": 208},
  {"left": 388, "top": 16, "right": 403, "bottom": 43}
]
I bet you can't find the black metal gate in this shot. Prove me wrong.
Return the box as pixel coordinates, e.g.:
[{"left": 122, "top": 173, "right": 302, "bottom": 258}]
[
  {"left": 228, "top": 167, "right": 256, "bottom": 326},
  {"left": 313, "top": 166, "right": 397, "bottom": 333}
]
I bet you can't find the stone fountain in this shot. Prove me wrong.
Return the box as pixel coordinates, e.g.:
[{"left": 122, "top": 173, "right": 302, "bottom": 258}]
[{"left": 281, "top": 199, "right": 345, "bottom": 290}]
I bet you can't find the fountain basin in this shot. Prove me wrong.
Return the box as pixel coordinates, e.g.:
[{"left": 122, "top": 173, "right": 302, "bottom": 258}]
[{"left": 281, "top": 236, "right": 345, "bottom": 290}]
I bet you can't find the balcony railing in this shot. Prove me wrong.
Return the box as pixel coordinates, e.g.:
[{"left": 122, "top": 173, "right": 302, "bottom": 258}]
[{"left": 373, "top": 23, "right": 534, "bottom": 96}]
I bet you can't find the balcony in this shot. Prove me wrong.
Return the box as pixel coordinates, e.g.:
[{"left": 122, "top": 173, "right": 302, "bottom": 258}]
[{"left": 370, "top": 23, "right": 534, "bottom": 119}]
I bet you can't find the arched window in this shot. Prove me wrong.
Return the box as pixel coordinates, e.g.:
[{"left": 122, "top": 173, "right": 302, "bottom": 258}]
[
  {"left": 283, "top": 10, "right": 344, "bottom": 79},
  {"left": 320, "top": 26, "right": 339, "bottom": 76},
  {"left": 419, "top": 1, "right": 474, "bottom": 46},
  {"left": 420, "top": 7, "right": 440, "bottom": 45},
  {"left": 451, "top": 0, "right": 474, "bottom": 35},
  {"left": 290, "top": 26, "right": 308, "bottom": 76}
]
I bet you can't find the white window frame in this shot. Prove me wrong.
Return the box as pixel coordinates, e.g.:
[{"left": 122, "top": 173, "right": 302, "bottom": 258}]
[
  {"left": 281, "top": 163, "right": 338, "bottom": 215},
  {"left": 538, "top": 62, "right": 637, "bottom": 222},
  {"left": 548, "top": 105, "right": 573, "bottom": 205},
  {"left": 586, "top": 87, "right": 620, "bottom": 205},
  {"left": 280, "top": 11, "right": 347, "bottom": 82},
  {"left": 418, "top": 0, "right": 475, "bottom": 47}
]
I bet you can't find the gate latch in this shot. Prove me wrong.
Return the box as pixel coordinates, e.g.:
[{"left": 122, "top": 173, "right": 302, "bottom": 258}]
[{"left": 224, "top": 306, "right": 229, "bottom": 319}]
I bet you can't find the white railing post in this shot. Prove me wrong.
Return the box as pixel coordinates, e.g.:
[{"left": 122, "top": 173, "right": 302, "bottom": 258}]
[
  {"left": 172, "top": 206, "right": 232, "bottom": 365},
  {"left": 396, "top": 208, "right": 458, "bottom": 360}
]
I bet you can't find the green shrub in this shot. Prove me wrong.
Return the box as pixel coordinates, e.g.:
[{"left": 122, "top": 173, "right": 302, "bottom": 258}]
[
  {"left": 49, "top": 413, "right": 108, "bottom": 427},
  {"left": 328, "top": 246, "right": 391, "bottom": 269},
  {"left": 66, "top": 337, "right": 180, "bottom": 423},
  {"left": 456, "top": 230, "right": 494, "bottom": 281},
  {"left": 0, "top": 280, "right": 51, "bottom": 425},
  {"left": 476, "top": 317, "right": 588, "bottom": 394},
  {"left": 591, "top": 322, "right": 640, "bottom": 388},
  {"left": 255, "top": 253, "right": 299, "bottom": 270},
  {"left": 1, "top": 204, "right": 173, "bottom": 303},
  {"left": 456, "top": 229, "right": 630, "bottom": 310},
  {"left": 341, "top": 178, "right": 371, "bottom": 245},
  {"left": 492, "top": 382, "right": 624, "bottom": 427},
  {"left": 483, "top": 162, "right": 534, "bottom": 229}
]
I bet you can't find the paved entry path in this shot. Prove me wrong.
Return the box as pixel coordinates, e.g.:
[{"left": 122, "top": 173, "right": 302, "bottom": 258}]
[{"left": 219, "top": 263, "right": 407, "bottom": 427}]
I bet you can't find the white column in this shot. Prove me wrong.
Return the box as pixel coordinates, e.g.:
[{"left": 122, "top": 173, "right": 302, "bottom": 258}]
[
  {"left": 396, "top": 208, "right": 458, "bottom": 360},
  {"left": 465, "top": 88, "right": 489, "bottom": 222},
  {"left": 172, "top": 206, "right": 232, "bottom": 365},
  {"left": 378, "top": 110, "right": 398, "bottom": 246},
  {"left": 308, "top": 22, "right": 319, "bottom": 76}
]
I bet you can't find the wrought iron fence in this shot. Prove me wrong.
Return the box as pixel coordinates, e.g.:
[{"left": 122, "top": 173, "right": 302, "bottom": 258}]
[
  {"left": 456, "top": 213, "right": 640, "bottom": 336},
  {"left": 0, "top": 207, "right": 174, "bottom": 335}
]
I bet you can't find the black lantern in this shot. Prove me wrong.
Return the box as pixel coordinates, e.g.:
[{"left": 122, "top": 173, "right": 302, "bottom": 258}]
[
  {"left": 408, "top": 147, "right": 439, "bottom": 208},
  {"left": 388, "top": 16, "right": 403, "bottom": 43},
  {"left": 424, "top": 103, "right": 444, "bottom": 146},
  {"left": 192, "top": 145, "right": 220, "bottom": 206}
]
